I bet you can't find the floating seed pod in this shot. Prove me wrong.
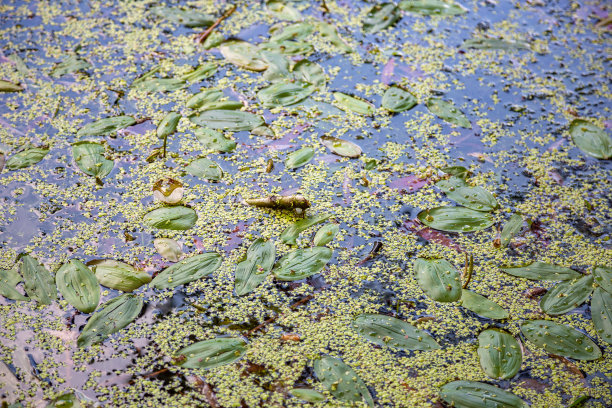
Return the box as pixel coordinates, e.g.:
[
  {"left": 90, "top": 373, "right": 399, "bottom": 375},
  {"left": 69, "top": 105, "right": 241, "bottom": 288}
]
[{"left": 152, "top": 178, "right": 184, "bottom": 204}]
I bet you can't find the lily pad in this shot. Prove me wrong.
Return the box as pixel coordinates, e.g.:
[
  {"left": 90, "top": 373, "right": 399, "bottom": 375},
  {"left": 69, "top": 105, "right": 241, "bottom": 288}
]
[
  {"left": 191, "top": 110, "right": 264, "bottom": 131},
  {"left": 77, "top": 116, "right": 135, "bottom": 137},
  {"left": 569, "top": 119, "right": 611, "bottom": 159},
  {"left": 313, "top": 223, "right": 339, "bottom": 246},
  {"left": 540, "top": 275, "right": 594, "bottom": 315},
  {"left": 175, "top": 337, "right": 247, "bottom": 369},
  {"left": 320, "top": 135, "right": 362, "bottom": 158},
  {"left": 333, "top": 92, "right": 374, "bottom": 115},
  {"left": 382, "top": 86, "right": 417, "bottom": 112},
  {"left": 285, "top": 147, "right": 314, "bottom": 170},
  {"left": 413, "top": 258, "right": 462, "bottom": 302},
  {"left": 399, "top": 0, "right": 467, "bottom": 16},
  {"left": 460, "top": 290, "right": 508, "bottom": 319},
  {"left": 593, "top": 265, "right": 612, "bottom": 293},
  {"left": 0, "top": 268, "right": 27, "bottom": 301},
  {"left": 219, "top": 41, "right": 268, "bottom": 71},
  {"left": 77, "top": 294, "right": 143, "bottom": 348},
  {"left": 89, "top": 260, "right": 151, "bottom": 292},
  {"left": 151, "top": 252, "right": 222, "bottom": 289},
  {"left": 477, "top": 329, "right": 521, "bottom": 379},
  {"left": 156, "top": 112, "right": 181, "bottom": 139},
  {"left": 257, "top": 81, "right": 314, "bottom": 108},
  {"left": 417, "top": 206, "right": 494, "bottom": 232},
  {"left": 440, "top": 381, "right": 528, "bottom": 408},
  {"left": 314, "top": 356, "right": 374, "bottom": 407},
  {"left": 363, "top": 3, "right": 402, "bottom": 34},
  {"left": 185, "top": 157, "right": 223, "bottom": 181},
  {"left": 235, "top": 238, "right": 276, "bottom": 296},
  {"left": 426, "top": 98, "right": 471, "bottom": 128},
  {"left": 353, "top": 313, "right": 439, "bottom": 350},
  {"left": 591, "top": 287, "right": 612, "bottom": 344},
  {"left": 521, "top": 320, "right": 601, "bottom": 360},
  {"left": 72, "top": 141, "right": 114, "bottom": 179},
  {"left": 20, "top": 255, "right": 56, "bottom": 305},
  {"left": 272, "top": 247, "right": 332, "bottom": 281},
  {"left": 500, "top": 213, "right": 523, "bottom": 247},
  {"left": 5, "top": 148, "right": 49, "bottom": 170},
  {"left": 501, "top": 262, "right": 581, "bottom": 281},
  {"left": 143, "top": 206, "right": 198, "bottom": 230},
  {"left": 281, "top": 214, "right": 330, "bottom": 245},
  {"left": 55, "top": 260, "right": 100, "bottom": 313}
]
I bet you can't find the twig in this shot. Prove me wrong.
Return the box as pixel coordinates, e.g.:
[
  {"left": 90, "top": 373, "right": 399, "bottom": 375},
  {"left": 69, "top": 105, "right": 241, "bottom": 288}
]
[
  {"left": 246, "top": 295, "right": 313, "bottom": 337},
  {"left": 245, "top": 195, "right": 310, "bottom": 211},
  {"left": 462, "top": 253, "right": 473, "bottom": 289},
  {"left": 142, "top": 367, "right": 169, "bottom": 378},
  {"left": 195, "top": 5, "right": 237, "bottom": 44}
]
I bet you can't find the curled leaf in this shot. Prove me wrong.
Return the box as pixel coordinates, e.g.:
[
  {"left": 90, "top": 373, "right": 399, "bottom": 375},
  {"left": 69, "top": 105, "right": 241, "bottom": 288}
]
[{"left": 153, "top": 178, "right": 184, "bottom": 204}]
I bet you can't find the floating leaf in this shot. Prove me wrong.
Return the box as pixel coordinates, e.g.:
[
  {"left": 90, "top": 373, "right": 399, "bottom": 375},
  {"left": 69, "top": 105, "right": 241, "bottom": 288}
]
[
  {"left": 5, "top": 148, "right": 49, "bottom": 170},
  {"left": 591, "top": 287, "right": 612, "bottom": 344},
  {"left": 20, "top": 255, "right": 56, "bottom": 305},
  {"left": 72, "top": 141, "right": 114, "bottom": 179},
  {"left": 261, "top": 51, "right": 291, "bottom": 82},
  {"left": 133, "top": 77, "right": 186, "bottom": 93},
  {"left": 292, "top": 60, "right": 326, "bottom": 88},
  {"left": 157, "top": 112, "right": 181, "bottom": 139},
  {"left": 363, "top": 3, "right": 401, "bottom": 34},
  {"left": 313, "top": 223, "right": 339, "bottom": 246},
  {"left": 55, "top": 260, "right": 100, "bottom": 313},
  {"left": 143, "top": 206, "right": 198, "bottom": 230},
  {"left": 151, "top": 252, "right": 222, "bottom": 289},
  {"left": 540, "top": 275, "right": 594, "bottom": 315},
  {"left": 593, "top": 266, "right": 612, "bottom": 293},
  {"left": 382, "top": 86, "right": 417, "bottom": 112},
  {"left": 197, "top": 100, "right": 244, "bottom": 112},
  {"left": 463, "top": 38, "right": 531, "bottom": 51},
  {"left": 77, "top": 294, "right": 143, "bottom": 348},
  {"left": 0, "top": 268, "right": 27, "bottom": 301},
  {"left": 569, "top": 119, "right": 611, "bottom": 159},
  {"left": 89, "top": 260, "right": 152, "bottom": 292},
  {"left": 321, "top": 135, "right": 362, "bottom": 158},
  {"left": 185, "top": 157, "right": 223, "bottom": 181},
  {"left": 235, "top": 238, "right": 275, "bottom": 296},
  {"left": 521, "top": 320, "right": 601, "bottom": 360},
  {"left": 153, "top": 238, "right": 183, "bottom": 262},
  {"left": 399, "top": 0, "right": 467, "bottom": 15},
  {"left": 501, "top": 262, "right": 581, "bottom": 281},
  {"left": 153, "top": 178, "right": 184, "bottom": 204},
  {"left": 417, "top": 207, "right": 494, "bottom": 232},
  {"left": 333, "top": 92, "right": 374, "bottom": 115},
  {"left": 426, "top": 98, "right": 471, "bottom": 128},
  {"left": 500, "top": 213, "right": 523, "bottom": 247},
  {"left": 194, "top": 127, "right": 237, "bottom": 152},
  {"left": 150, "top": 7, "right": 214, "bottom": 27},
  {"left": 267, "top": 0, "right": 302, "bottom": 21},
  {"left": 273, "top": 247, "right": 332, "bottom": 281},
  {"left": 477, "top": 329, "right": 521, "bottom": 379},
  {"left": 441, "top": 165, "right": 470, "bottom": 179},
  {"left": 0, "top": 80, "right": 23, "bottom": 92},
  {"left": 413, "top": 258, "right": 462, "bottom": 302},
  {"left": 440, "top": 381, "right": 528, "bottom": 408},
  {"left": 191, "top": 110, "right": 264, "bottom": 131},
  {"left": 180, "top": 63, "right": 217, "bottom": 82},
  {"left": 436, "top": 177, "right": 498, "bottom": 211},
  {"left": 50, "top": 55, "right": 91, "bottom": 78},
  {"left": 281, "top": 214, "right": 329, "bottom": 245},
  {"left": 289, "top": 389, "right": 326, "bottom": 403},
  {"left": 175, "top": 337, "right": 247, "bottom": 369},
  {"left": 258, "top": 81, "right": 314, "bottom": 108},
  {"left": 316, "top": 22, "right": 352, "bottom": 53},
  {"left": 77, "top": 116, "right": 135, "bottom": 138},
  {"left": 270, "top": 22, "right": 314, "bottom": 42},
  {"left": 260, "top": 41, "right": 313, "bottom": 56},
  {"left": 314, "top": 356, "right": 374, "bottom": 407},
  {"left": 186, "top": 89, "right": 223, "bottom": 109},
  {"left": 353, "top": 313, "right": 439, "bottom": 350},
  {"left": 219, "top": 41, "right": 268, "bottom": 71},
  {"left": 460, "top": 290, "right": 508, "bottom": 319},
  {"left": 285, "top": 147, "right": 314, "bottom": 170}
]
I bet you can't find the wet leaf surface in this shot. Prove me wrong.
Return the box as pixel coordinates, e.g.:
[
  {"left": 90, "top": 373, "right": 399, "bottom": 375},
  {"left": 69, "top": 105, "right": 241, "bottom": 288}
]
[
  {"left": 0, "top": 268, "right": 27, "bottom": 301},
  {"left": 313, "top": 223, "right": 339, "bottom": 246},
  {"left": 381, "top": 86, "right": 417, "bottom": 112},
  {"left": 440, "top": 380, "right": 528, "bottom": 408},
  {"left": 219, "top": 41, "right": 268, "bottom": 71},
  {"left": 463, "top": 38, "right": 531, "bottom": 50},
  {"left": 191, "top": 110, "right": 264, "bottom": 132},
  {"left": 320, "top": 135, "right": 362, "bottom": 158},
  {"left": 436, "top": 177, "right": 498, "bottom": 211},
  {"left": 153, "top": 238, "right": 183, "bottom": 262},
  {"left": 151, "top": 252, "right": 222, "bottom": 289},
  {"left": 55, "top": 259, "right": 100, "bottom": 313},
  {"left": 5, "top": 148, "right": 49, "bottom": 170},
  {"left": 593, "top": 266, "right": 612, "bottom": 293},
  {"left": 477, "top": 329, "right": 522, "bottom": 379},
  {"left": 314, "top": 356, "right": 374, "bottom": 407},
  {"left": 414, "top": 258, "right": 462, "bottom": 302},
  {"left": 234, "top": 238, "right": 275, "bottom": 296},
  {"left": 193, "top": 127, "right": 237, "bottom": 153},
  {"left": 185, "top": 157, "right": 223, "bottom": 181},
  {"left": 418, "top": 206, "right": 494, "bottom": 232},
  {"left": 426, "top": 98, "right": 471, "bottom": 128},
  {"left": 521, "top": 320, "right": 601, "bottom": 361},
  {"left": 143, "top": 206, "right": 198, "bottom": 230},
  {"left": 257, "top": 82, "right": 314, "bottom": 108},
  {"left": 89, "top": 259, "right": 151, "bottom": 292},
  {"left": 285, "top": 147, "right": 314, "bottom": 170},
  {"left": 591, "top": 287, "right": 612, "bottom": 345},
  {"left": 353, "top": 313, "right": 440, "bottom": 350},
  {"left": 460, "top": 290, "right": 509, "bottom": 319},
  {"left": 539, "top": 275, "right": 594, "bottom": 315},
  {"left": 289, "top": 388, "right": 326, "bottom": 403},
  {"left": 333, "top": 92, "right": 374, "bottom": 116},
  {"left": 272, "top": 247, "right": 332, "bottom": 281},
  {"left": 501, "top": 262, "right": 582, "bottom": 281},
  {"left": 569, "top": 119, "right": 612, "bottom": 159},
  {"left": 72, "top": 141, "right": 114, "bottom": 179},
  {"left": 500, "top": 213, "right": 524, "bottom": 248},
  {"left": 363, "top": 3, "right": 402, "bottom": 34},
  {"left": 281, "top": 214, "right": 330, "bottom": 245},
  {"left": 20, "top": 255, "right": 56, "bottom": 305},
  {"left": 77, "top": 116, "right": 135, "bottom": 138},
  {"left": 399, "top": 0, "right": 467, "bottom": 16},
  {"left": 0, "top": 80, "right": 23, "bottom": 92},
  {"left": 175, "top": 337, "right": 247, "bottom": 369}
]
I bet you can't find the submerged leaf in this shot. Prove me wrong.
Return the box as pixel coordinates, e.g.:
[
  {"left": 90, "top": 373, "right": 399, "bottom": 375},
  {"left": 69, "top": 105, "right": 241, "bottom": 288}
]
[
  {"left": 500, "top": 213, "right": 523, "bottom": 247},
  {"left": 314, "top": 356, "right": 374, "bottom": 407},
  {"left": 50, "top": 55, "right": 91, "bottom": 78},
  {"left": 320, "top": 135, "right": 362, "bottom": 158},
  {"left": 521, "top": 320, "right": 601, "bottom": 360},
  {"left": 77, "top": 116, "right": 135, "bottom": 137},
  {"left": 273, "top": 247, "right": 332, "bottom": 281},
  {"left": 426, "top": 98, "right": 471, "bottom": 128},
  {"left": 5, "top": 148, "right": 49, "bottom": 170},
  {"left": 363, "top": 3, "right": 401, "bottom": 34},
  {"left": 143, "top": 206, "right": 198, "bottom": 230},
  {"left": 477, "top": 329, "right": 521, "bottom": 379},
  {"left": 460, "top": 290, "right": 508, "bottom": 319},
  {"left": 219, "top": 41, "right": 268, "bottom": 71},
  {"left": 591, "top": 287, "right": 612, "bottom": 344},
  {"left": 313, "top": 223, "right": 340, "bottom": 246},
  {"left": 20, "top": 255, "right": 56, "bottom": 305},
  {"left": 463, "top": 38, "right": 531, "bottom": 51},
  {"left": 55, "top": 260, "right": 100, "bottom": 313},
  {"left": 501, "top": 262, "right": 581, "bottom": 281},
  {"left": 382, "top": 86, "right": 417, "bottom": 112},
  {"left": 194, "top": 127, "right": 237, "bottom": 152},
  {"left": 0, "top": 268, "right": 27, "bottom": 301},
  {"left": 77, "top": 294, "right": 143, "bottom": 348},
  {"left": 257, "top": 81, "right": 314, "bottom": 107},
  {"left": 417, "top": 207, "right": 494, "bottom": 232},
  {"left": 72, "top": 141, "right": 114, "bottom": 179},
  {"left": 285, "top": 147, "right": 314, "bottom": 170},
  {"left": 151, "top": 252, "right": 222, "bottom": 289},
  {"left": 281, "top": 214, "right": 329, "bottom": 245},
  {"left": 540, "top": 275, "right": 594, "bottom": 315},
  {"left": 191, "top": 110, "right": 264, "bottom": 131},
  {"left": 89, "top": 260, "right": 152, "bottom": 292},
  {"left": 440, "top": 381, "right": 528, "bottom": 408},
  {"left": 413, "top": 258, "right": 462, "bottom": 302},
  {"left": 235, "top": 239, "right": 275, "bottom": 296},
  {"left": 153, "top": 238, "right": 183, "bottom": 263},
  {"left": 175, "top": 337, "right": 247, "bottom": 369},
  {"left": 185, "top": 157, "right": 223, "bottom": 181},
  {"left": 569, "top": 119, "right": 611, "bottom": 159},
  {"left": 353, "top": 314, "right": 439, "bottom": 350},
  {"left": 333, "top": 92, "right": 374, "bottom": 116}
]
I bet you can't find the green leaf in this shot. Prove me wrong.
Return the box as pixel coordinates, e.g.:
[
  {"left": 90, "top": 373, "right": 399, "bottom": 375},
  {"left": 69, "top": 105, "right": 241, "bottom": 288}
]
[
  {"left": 463, "top": 38, "right": 531, "bottom": 51},
  {"left": 313, "top": 223, "right": 339, "bottom": 246},
  {"left": 501, "top": 262, "right": 581, "bottom": 281},
  {"left": 591, "top": 287, "right": 612, "bottom": 344},
  {"left": 540, "top": 275, "right": 594, "bottom": 315},
  {"left": 413, "top": 258, "right": 462, "bottom": 302},
  {"left": 273, "top": 247, "right": 332, "bottom": 281},
  {"left": 151, "top": 252, "right": 222, "bottom": 289},
  {"left": 132, "top": 77, "right": 186, "bottom": 93},
  {"left": 521, "top": 320, "right": 601, "bottom": 360},
  {"left": 320, "top": 135, "right": 362, "bottom": 158},
  {"left": 219, "top": 41, "right": 268, "bottom": 71},
  {"left": 441, "top": 165, "right": 470, "bottom": 179},
  {"left": 382, "top": 86, "right": 417, "bottom": 112},
  {"left": 143, "top": 206, "right": 198, "bottom": 230},
  {"left": 399, "top": 0, "right": 467, "bottom": 16},
  {"left": 316, "top": 22, "right": 352, "bottom": 53},
  {"left": 417, "top": 207, "right": 494, "bottom": 232},
  {"left": 0, "top": 268, "right": 27, "bottom": 301},
  {"left": 270, "top": 22, "right": 314, "bottom": 42},
  {"left": 175, "top": 337, "right": 247, "bottom": 369},
  {"left": 436, "top": 177, "right": 498, "bottom": 211},
  {"left": 569, "top": 119, "right": 611, "bottom": 159},
  {"left": 55, "top": 260, "right": 100, "bottom": 313},
  {"left": 593, "top": 265, "right": 612, "bottom": 293},
  {"left": 50, "top": 55, "right": 91, "bottom": 78},
  {"left": 440, "top": 381, "right": 528, "bottom": 408},
  {"left": 186, "top": 89, "right": 223, "bottom": 109},
  {"left": 289, "top": 389, "right": 326, "bottom": 403},
  {"left": 72, "top": 141, "right": 114, "bottom": 179},
  {"left": 285, "top": 147, "right": 314, "bottom": 170},
  {"left": 333, "top": 92, "right": 374, "bottom": 116},
  {"left": 20, "top": 255, "right": 56, "bottom": 305},
  {"left": 292, "top": 60, "right": 326, "bottom": 89},
  {"left": 180, "top": 62, "right": 217, "bottom": 82},
  {"left": 477, "top": 329, "right": 521, "bottom": 379},
  {"left": 0, "top": 80, "right": 23, "bottom": 92},
  {"left": 426, "top": 98, "right": 471, "bottom": 128},
  {"left": 363, "top": 3, "right": 401, "bottom": 34},
  {"left": 157, "top": 112, "right": 181, "bottom": 139},
  {"left": 260, "top": 41, "right": 313, "bottom": 56},
  {"left": 257, "top": 81, "right": 314, "bottom": 108},
  {"left": 5, "top": 148, "right": 49, "bottom": 170},
  {"left": 191, "top": 110, "right": 264, "bottom": 131},
  {"left": 352, "top": 313, "right": 439, "bottom": 350},
  {"left": 150, "top": 7, "right": 214, "bottom": 27},
  {"left": 198, "top": 100, "right": 244, "bottom": 112},
  {"left": 77, "top": 116, "right": 135, "bottom": 137},
  {"left": 194, "top": 127, "right": 237, "bottom": 152},
  {"left": 460, "top": 290, "right": 509, "bottom": 319},
  {"left": 185, "top": 157, "right": 223, "bottom": 181},
  {"left": 281, "top": 214, "right": 330, "bottom": 245},
  {"left": 77, "top": 294, "right": 143, "bottom": 348},
  {"left": 261, "top": 51, "right": 291, "bottom": 82},
  {"left": 89, "top": 260, "right": 151, "bottom": 292},
  {"left": 235, "top": 239, "right": 276, "bottom": 296},
  {"left": 314, "top": 356, "right": 374, "bottom": 407},
  {"left": 267, "top": 0, "right": 302, "bottom": 21},
  {"left": 500, "top": 213, "right": 523, "bottom": 247}
]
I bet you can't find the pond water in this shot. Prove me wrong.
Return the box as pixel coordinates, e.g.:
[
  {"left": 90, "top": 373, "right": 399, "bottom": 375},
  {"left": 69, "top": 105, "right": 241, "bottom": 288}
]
[{"left": 0, "top": 0, "right": 611, "bottom": 407}]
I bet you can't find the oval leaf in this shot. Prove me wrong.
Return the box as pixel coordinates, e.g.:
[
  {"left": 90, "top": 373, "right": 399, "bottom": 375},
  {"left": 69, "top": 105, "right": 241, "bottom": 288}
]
[
  {"left": 363, "top": 3, "right": 401, "bottom": 34},
  {"left": 186, "top": 89, "right": 223, "bottom": 109},
  {"left": 235, "top": 239, "right": 276, "bottom": 296},
  {"left": 290, "top": 388, "right": 326, "bottom": 403},
  {"left": 463, "top": 38, "right": 531, "bottom": 51},
  {"left": 175, "top": 337, "right": 247, "bottom": 369},
  {"left": 353, "top": 313, "right": 439, "bottom": 350},
  {"left": 460, "top": 290, "right": 508, "bottom": 319},
  {"left": 5, "top": 148, "right": 49, "bottom": 170},
  {"left": 382, "top": 86, "right": 417, "bottom": 112},
  {"left": 314, "top": 356, "right": 374, "bottom": 407},
  {"left": 500, "top": 213, "right": 523, "bottom": 247},
  {"left": 219, "top": 41, "right": 268, "bottom": 71},
  {"left": 72, "top": 141, "right": 114, "bottom": 179},
  {"left": 501, "top": 262, "right": 581, "bottom": 281},
  {"left": 77, "top": 116, "right": 135, "bottom": 138},
  {"left": 436, "top": 178, "right": 498, "bottom": 211},
  {"left": 272, "top": 247, "right": 332, "bottom": 281},
  {"left": 320, "top": 135, "right": 362, "bottom": 158},
  {"left": 0, "top": 79, "right": 23, "bottom": 92},
  {"left": 157, "top": 112, "right": 181, "bottom": 139},
  {"left": 418, "top": 207, "right": 494, "bottom": 232},
  {"left": 133, "top": 77, "right": 186, "bottom": 93},
  {"left": 593, "top": 265, "right": 612, "bottom": 293},
  {"left": 285, "top": 147, "right": 314, "bottom": 170},
  {"left": 292, "top": 60, "right": 326, "bottom": 88},
  {"left": 313, "top": 223, "right": 339, "bottom": 246},
  {"left": 440, "top": 381, "right": 528, "bottom": 408},
  {"left": 153, "top": 238, "right": 183, "bottom": 262},
  {"left": 399, "top": 0, "right": 467, "bottom": 16},
  {"left": 194, "top": 127, "right": 237, "bottom": 152},
  {"left": 540, "top": 275, "right": 594, "bottom": 315},
  {"left": 591, "top": 287, "right": 612, "bottom": 344},
  {"left": 477, "top": 329, "right": 522, "bottom": 379},
  {"left": 20, "top": 255, "right": 56, "bottom": 305},
  {"left": 143, "top": 206, "right": 197, "bottom": 230},
  {"left": 89, "top": 260, "right": 152, "bottom": 292},
  {"left": 55, "top": 260, "right": 100, "bottom": 313},
  {"left": 281, "top": 214, "right": 329, "bottom": 245},
  {"left": 0, "top": 268, "right": 27, "bottom": 301},
  {"left": 426, "top": 98, "right": 471, "bottom": 128},
  {"left": 151, "top": 252, "right": 222, "bottom": 289},
  {"left": 185, "top": 157, "right": 223, "bottom": 181},
  {"left": 569, "top": 119, "right": 611, "bottom": 159},
  {"left": 413, "top": 258, "right": 462, "bottom": 302},
  {"left": 521, "top": 320, "right": 601, "bottom": 360},
  {"left": 333, "top": 92, "right": 374, "bottom": 116},
  {"left": 257, "top": 82, "right": 314, "bottom": 107},
  {"left": 191, "top": 110, "right": 264, "bottom": 131}
]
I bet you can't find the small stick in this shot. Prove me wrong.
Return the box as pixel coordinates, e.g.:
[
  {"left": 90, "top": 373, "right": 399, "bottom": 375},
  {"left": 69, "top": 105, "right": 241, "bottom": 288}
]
[
  {"left": 245, "top": 195, "right": 310, "bottom": 211},
  {"left": 195, "top": 5, "right": 237, "bottom": 44},
  {"left": 462, "top": 253, "right": 473, "bottom": 289}
]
